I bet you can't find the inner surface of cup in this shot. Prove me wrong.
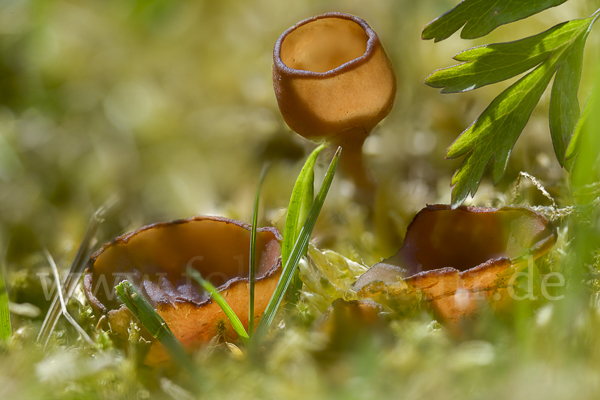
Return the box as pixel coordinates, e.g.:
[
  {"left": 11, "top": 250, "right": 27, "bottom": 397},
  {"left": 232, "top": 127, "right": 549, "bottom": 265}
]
[{"left": 280, "top": 17, "right": 368, "bottom": 73}]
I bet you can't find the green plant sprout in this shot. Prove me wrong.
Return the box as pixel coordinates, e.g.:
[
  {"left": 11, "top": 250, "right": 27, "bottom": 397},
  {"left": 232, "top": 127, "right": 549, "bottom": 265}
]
[
  {"left": 283, "top": 144, "right": 325, "bottom": 304},
  {"left": 254, "top": 147, "right": 341, "bottom": 342},
  {"left": 186, "top": 145, "right": 337, "bottom": 345},
  {"left": 198, "top": 145, "right": 339, "bottom": 344},
  {"left": 424, "top": 0, "right": 600, "bottom": 207}
]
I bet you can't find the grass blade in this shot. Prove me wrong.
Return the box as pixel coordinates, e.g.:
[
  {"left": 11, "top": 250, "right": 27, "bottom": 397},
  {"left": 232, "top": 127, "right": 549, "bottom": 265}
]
[
  {"left": 115, "top": 281, "right": 194, "bottom": 370},
  {"left": 249, "top": 164, "right": 270, "bottom": 336},
  {"left": 0, "top": 263, "right": 11, "bottom": 341},
  {"left": 44, "top": 249, "right": 95, "bottom": 347},
  {"left": 282, "top": 144, "right": 325, "bottom": 265},
  {"left": 284, "top": 144, "right": 324, "bottom": 303},
  {"left": 38, "top": 197, "right": 118, "bottom": 347},
  {"left": 186, "top": 268, "right": 249, "bottom": 340},
  {"left": 255, "top": 147, "right": 341, "bottom": 342}
]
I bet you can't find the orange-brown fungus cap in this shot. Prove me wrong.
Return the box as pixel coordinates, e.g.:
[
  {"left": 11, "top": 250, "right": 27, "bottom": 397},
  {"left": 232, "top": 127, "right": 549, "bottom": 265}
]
[
  {"left": 83, "top": 216, "right": 281, "bottom": 365},
  {"left": 273, "top": 12, "right": 396, "bottom": 145},
  {"left": 355, "top": 205, "right": 556, "bottom": 323}
]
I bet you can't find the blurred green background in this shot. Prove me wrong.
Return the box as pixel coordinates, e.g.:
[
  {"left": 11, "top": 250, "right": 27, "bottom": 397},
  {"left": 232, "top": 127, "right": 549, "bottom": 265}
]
[
  {"left": 2, "top": 1, "right": 600, "bottom": 399},
  {"left": 0, "top": 0, "right": 597, "bottom": 303}
]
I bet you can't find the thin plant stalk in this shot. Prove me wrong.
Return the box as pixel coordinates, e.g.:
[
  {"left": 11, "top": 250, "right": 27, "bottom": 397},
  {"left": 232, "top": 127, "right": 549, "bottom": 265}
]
[
  {"left": 255, "top": 147, "right": 341, "bottom": 342},
  {"left": 44, "top": 249, "right": 95, "bottom": 347},
  {"left": 38, "top": 197, "right": 118, "bottom": 347},
  {"left": 249, "top": 164, "right": 270, "bottom": 337}
]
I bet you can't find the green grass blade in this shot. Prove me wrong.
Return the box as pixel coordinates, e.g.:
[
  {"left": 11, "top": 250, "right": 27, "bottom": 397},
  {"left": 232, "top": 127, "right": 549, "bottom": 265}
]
[
  {"left": 249, "top": 164, "right": 270, "bottom": 336},
  {"left": 115, "top": 281, "right": 193, "bottom": 370},
  {"left": 284, "top": 144, "right": 324, "bottom": 303},
  {"left": 0, "top": 264, "right": 11, "bottom": 341},
  {"left": 186, "top": 268, "right": 249, "bottom": 340},
  {"left": 255, "top": 147, "right": 341, "bottom": 343},
  {"left": 282, "top": 144, "right": 324, "bottom": 265}
]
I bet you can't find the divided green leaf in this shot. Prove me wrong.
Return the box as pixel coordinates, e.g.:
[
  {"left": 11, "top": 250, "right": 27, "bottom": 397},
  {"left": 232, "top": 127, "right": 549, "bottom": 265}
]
[
  {"left": 423, "top": 0, "right": 568, "bottom": 42},
  {"left": 426, "top": 14, "right": 598, "bottom": 207}
]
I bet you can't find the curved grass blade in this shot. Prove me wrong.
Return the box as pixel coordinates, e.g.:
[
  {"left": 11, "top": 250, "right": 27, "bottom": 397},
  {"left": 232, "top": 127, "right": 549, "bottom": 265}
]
[
  {"left": 284, "top": 144, "right": 325, "bottom": 304},
  {"left": 422, "top": 0, "right": 568, "bottom": 42},
  {"left": 44, "top": 249, "right": 95, "bottom": 347},
  {"left": 186, "top": 268, "right": 249, "bottom": 341},
  {"left": 255, "top": 147, "right": 341, "bottom": 343},
  {"left": 249, "top": 164, "right": 270, "bottom": 336},
  {"left": 0, "top": 263, "right": 10, "bottom": 341},
  {"left": 38, "top": 197, "right": 118, "bottom": 347},
  {"left": 115, "top": 281, "right": 194, "bottom": 370}
]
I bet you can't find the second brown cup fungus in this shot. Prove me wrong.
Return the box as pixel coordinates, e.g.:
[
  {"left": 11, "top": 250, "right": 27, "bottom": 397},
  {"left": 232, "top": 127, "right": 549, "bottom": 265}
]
[
  {"left": 354, "top": 205, "right": 557, "bottom": 324},
  {"left": 273, "top": 12, "right": 396, "bottom": 190},
  {"left": 83, "top": 216, "right": 282, "bottom": 365}
]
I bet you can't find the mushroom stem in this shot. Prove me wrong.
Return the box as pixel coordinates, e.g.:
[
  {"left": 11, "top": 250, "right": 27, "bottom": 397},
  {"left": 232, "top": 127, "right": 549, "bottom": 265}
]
[{"left": 331, "top": 132, "right": 375, "bottom": 193}]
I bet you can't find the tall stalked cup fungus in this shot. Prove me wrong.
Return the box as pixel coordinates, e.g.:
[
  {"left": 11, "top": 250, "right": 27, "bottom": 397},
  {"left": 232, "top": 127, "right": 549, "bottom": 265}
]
[
  {"left": 354, "top": 205, "right": 557, "bottom": 324},
  {"left": 273, "top": 13, "right": 396, "bottom": 192},
  {"left": 83, "top": 216, "right": 281, "bottom": 365}
]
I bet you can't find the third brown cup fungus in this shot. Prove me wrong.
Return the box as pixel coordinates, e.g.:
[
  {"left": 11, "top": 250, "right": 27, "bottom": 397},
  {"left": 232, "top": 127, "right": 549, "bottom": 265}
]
[
  {"left": 273, "top": 13, "right": 396, "bottom": 192},
  {"left": 353, "top": 205, "right": 557, "bottom": 325},
  {"left": 83, "top": 216, "right": 281, "bottom": 365}
]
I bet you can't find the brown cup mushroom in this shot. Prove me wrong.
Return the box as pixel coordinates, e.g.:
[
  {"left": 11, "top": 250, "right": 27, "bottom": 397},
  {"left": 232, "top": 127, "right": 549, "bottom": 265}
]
[
  {"left": 354, "top": 205, "right": 557, "bottom": 325},
  {"left": 273, "top": 12, "right": 396, "bottom": 191},
  {"left": 83, "top": 216, "right": 282, "bottom": 365}
]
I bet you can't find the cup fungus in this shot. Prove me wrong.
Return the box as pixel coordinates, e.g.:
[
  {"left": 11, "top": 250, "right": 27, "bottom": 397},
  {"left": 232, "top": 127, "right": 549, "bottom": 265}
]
[
  {"left": 273, "top": 12, "right": 396, "bottom": 191},
  {"left": 354, "top": 205, "right": 557, "bottom": 324},
  {"left": 83, "top": 216, "right": 281, "bottom": 365}
]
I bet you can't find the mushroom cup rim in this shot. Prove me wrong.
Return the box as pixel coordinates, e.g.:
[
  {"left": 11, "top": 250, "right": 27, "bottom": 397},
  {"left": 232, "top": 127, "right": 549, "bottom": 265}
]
[
  {"left": 83, "top": 215, "right": 282, "bottom": 314},
  {"left": 273, "top": 12, "right": 380, "bottom": 79}
]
